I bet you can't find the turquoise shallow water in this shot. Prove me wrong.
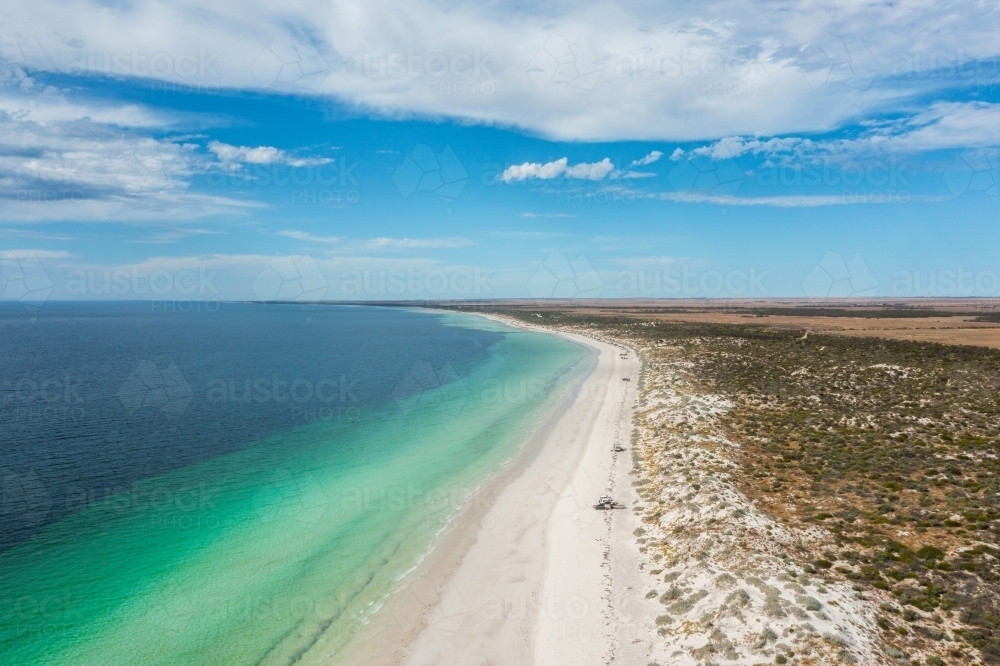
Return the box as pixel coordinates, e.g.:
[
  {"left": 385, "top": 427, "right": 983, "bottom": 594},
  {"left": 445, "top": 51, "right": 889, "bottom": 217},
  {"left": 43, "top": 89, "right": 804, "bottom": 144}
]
[{"left": 0, "top": 307, "right": 588, "bottom": 665}]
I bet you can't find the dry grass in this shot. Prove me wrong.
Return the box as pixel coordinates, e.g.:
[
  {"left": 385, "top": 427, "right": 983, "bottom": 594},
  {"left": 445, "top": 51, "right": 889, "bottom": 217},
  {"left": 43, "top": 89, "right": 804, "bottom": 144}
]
[{"left": 459, "top": 307, "right": 1000, "bottom": 665}]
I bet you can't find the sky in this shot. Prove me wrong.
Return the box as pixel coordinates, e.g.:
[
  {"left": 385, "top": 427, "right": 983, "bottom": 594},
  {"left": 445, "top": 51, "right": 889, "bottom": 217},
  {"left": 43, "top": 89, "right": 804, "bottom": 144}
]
[{"left": 1, "top": 0, "right": 999, "bottom": 302}]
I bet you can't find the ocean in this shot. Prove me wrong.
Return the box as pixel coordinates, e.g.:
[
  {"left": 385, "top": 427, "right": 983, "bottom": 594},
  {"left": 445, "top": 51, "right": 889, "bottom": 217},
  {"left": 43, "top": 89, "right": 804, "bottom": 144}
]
[{"left": 0, "top": 303, "right": 589, "bottom": 664}]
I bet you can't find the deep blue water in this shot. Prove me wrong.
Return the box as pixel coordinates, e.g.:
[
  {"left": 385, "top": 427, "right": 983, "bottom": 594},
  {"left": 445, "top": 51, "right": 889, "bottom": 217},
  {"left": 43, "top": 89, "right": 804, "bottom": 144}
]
[{"left": 0, "top": 302, "right": 502, "bottom": 551}]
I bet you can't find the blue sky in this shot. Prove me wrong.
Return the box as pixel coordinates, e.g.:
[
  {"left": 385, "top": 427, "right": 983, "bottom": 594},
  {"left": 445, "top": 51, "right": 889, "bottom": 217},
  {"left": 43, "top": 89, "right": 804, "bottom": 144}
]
[{"left": 1, "top": 1, "right": 999, "bottom": 301}]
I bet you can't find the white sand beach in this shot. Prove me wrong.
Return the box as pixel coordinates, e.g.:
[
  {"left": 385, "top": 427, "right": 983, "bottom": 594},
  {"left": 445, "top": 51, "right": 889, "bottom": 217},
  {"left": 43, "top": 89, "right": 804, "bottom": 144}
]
[
  {"left": 331, "top": 315, "right": 641, "bottom": 665},
  {"left": 398, "top": 319, "right": 641, "bottom": 665}
]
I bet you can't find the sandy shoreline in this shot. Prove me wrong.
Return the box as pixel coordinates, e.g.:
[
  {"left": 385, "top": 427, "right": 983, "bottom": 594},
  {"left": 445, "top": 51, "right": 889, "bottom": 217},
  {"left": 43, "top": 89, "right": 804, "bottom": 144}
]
[
  {"left": 322, "top": 313, "right": 640, "bottom": 665},
  {"left": 312, "top": 312, "right": 954, "bottom": 665}
]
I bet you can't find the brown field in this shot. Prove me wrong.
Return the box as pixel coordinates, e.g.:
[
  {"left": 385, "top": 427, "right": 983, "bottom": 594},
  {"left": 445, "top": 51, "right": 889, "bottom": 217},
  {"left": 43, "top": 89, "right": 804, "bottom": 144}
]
[{"left": 432, "top": 298, "right": 1000, "bottom": 349}]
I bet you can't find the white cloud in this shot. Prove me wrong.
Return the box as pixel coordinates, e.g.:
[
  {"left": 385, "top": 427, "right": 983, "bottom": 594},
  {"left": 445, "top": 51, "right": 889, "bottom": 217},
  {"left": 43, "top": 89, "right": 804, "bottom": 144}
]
[
  {"left": 124, "top": 228, "right": 224, "bottom": 244},
  {"left": 630, "top": 151, "right": 663, "bottom": 167},
  {"left": 0, "top": 94, "right": 333, "bottom": 222},
  {"left": 209, "top": 142, "right": 282, "bottom": 164},
  {"left": 502, "top": 157, "right": 614, "bottom": 182},
  {"left": 686, "top": 102, "right": 1000, "bottom": 166},
  {"left": 362, "top": 237, "right": 473, "bottom": 250},
  {"left": 565, "top": 158, "right": 614, "bottom": 180},
  {"left": 0, "top": 108, "right": 209, "bottom": 221},
  {"left": 0, "top": 228, "right": 78, "bottom": 241},
  {"left": 0, "top": 91, "right": 176, "bottom": 129},
  {"left": 502, "top": 158, "right": 569, "bottom": 182},
  {"left": 5, "top": 0, "right": 998, "bottom": 142},
  {"left": 208, "top": 141, "right": 332, "bottom": 168},
  {"left": 0, "top": 249, "right": 73, "bottom": 259},
  {"left": 491, "top": 230, "right": 570, "bottom": 239},
  {"left": 276, "top": 230, "right": 344, "bottom": 243},
  {"left": 875, "top": 102, "right": 1000, "bottom": 153},
  {"left": 274, "top": 232, "right": 472, "bottom": 250},
  {"left": 691, "top": 136, "right": 808, "bottom": 160}
]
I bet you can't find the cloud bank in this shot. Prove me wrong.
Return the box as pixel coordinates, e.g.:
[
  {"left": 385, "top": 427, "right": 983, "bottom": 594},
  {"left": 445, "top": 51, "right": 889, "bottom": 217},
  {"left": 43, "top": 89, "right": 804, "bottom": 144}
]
[{"left": 3, "top": 0, "right": 999, "bottom": 142}]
